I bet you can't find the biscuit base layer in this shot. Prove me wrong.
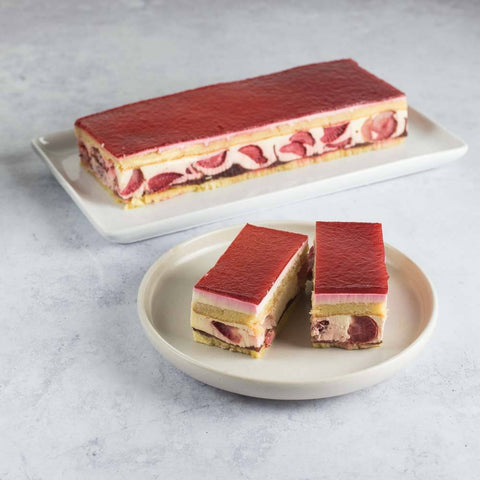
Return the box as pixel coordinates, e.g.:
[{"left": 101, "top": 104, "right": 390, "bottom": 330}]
[
  {"left": 193, "top": 330, "right": 266, "bottom": 358},
  {"left": 192, "top": 295, "right": 298, "bottom": 358},
  {"left": 312, "top": 341, "right": 382, "bottom": 350}
]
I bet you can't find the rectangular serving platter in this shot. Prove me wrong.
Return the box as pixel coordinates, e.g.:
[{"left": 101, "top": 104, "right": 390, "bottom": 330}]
[{"left": 32, "top": 107, "right": 467, "bottom": 243}]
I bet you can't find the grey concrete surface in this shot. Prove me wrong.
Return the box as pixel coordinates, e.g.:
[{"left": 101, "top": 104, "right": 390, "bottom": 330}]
[{"left": 1, "top": 0, "right": 479, "bottom": 478}]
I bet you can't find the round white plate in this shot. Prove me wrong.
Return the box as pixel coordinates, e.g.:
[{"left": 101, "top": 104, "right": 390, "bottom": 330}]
[{"left": 138, "top": 221, "right": 437, "bottom": 400}]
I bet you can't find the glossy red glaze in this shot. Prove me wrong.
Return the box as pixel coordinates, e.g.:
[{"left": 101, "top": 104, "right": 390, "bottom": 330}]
[
  {"left": 75, "top": 59, "right": 405, "bottom": 158},
  {"left": 314, "top": 222, "right": 388, "bottom": 294},
  {"left": 195, "top": 224, "right": 307, "bottom": 305}
]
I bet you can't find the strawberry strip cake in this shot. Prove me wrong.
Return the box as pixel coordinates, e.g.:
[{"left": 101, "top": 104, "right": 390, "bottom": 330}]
[
  {"left": 191, "top": 224, "right": 309, "bottom": 358},
  {"left": 311, "top": 222, "right": 389, "bottom": 349},
  {"left": 75, "top": 59, "right": 407, "bottom": 208}
]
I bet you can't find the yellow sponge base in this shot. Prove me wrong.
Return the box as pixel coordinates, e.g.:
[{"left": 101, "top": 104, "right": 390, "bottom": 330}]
[
  {"left": 193, "top": 330, "right": 265, "bottom": 358},
  {"left": 312, "top": 341, "right": 382, "bottom": 350}
]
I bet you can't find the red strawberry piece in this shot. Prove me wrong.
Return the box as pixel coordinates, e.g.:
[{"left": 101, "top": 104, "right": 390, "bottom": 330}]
[
  {"left": 238, "top": 145, "right": 268, "bottom": 164},
  {"left": 290, "top": 131, "right": 315, "bottom": 146},
  {"left": 316, "top": 320, "right": 330, "bottom": 333},
  {"left": 372, "top": 111, "right": 397, "bottom": 140},
  {"left": 321, "top": 123, "right": 349, "bottom": 143},
  {"left": 212, "top": 321, "right": 242, "bottom": 344},
  {"left": 148, "top": 172, "right": 183, "bottom": 192},
  {"left": 348, "top": 316, "right": 378, "bottom": 343},
  {"left": 195, "top": 151, "right": 227, "bottom": 169},
  {"left": 120, "top": 169, "right": 144, "bottom": 197},
  {"left": 361, "top": 118, "right": 374, "bottom": 141},
  {"left": 264, "top": 329, "right": 275, "bottom": 348},
  {"left": 279, "top": 141, "right": 306, "bottom": 157},
  {"left": 326, "top": 138, "right": 351, "bottom": 149}
]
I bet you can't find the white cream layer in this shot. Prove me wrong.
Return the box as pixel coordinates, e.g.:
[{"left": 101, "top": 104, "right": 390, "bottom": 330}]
[{"left": 192, "top": 240, "right": 308, "bottom": 315}]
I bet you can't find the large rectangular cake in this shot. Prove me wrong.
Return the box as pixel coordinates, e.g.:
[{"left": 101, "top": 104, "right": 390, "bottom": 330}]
[
  {"left": 75, "top": 59, "right": 407, "bottom": 208},
  {"left": 310, "top": 221, "right": 389, "bottom": 349},
  {"left": 191, "top": 224, "right": 309, "bottom": 358}
]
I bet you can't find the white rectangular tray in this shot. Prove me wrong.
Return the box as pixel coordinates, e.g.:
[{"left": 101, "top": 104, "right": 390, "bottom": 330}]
[{"left": 32, "top": 107, "right": 467, "bottom": 243}]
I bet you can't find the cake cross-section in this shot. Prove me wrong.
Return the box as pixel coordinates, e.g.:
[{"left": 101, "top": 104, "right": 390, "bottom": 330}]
[
  {"left": 191, "top": 224, "right": 309, "bottom": 358},
  {"left": 74, "top": 59, "right": 407, "bottom": 208},
  {"left": 311, "top": 221, "right": 389, "bottom": 349}
]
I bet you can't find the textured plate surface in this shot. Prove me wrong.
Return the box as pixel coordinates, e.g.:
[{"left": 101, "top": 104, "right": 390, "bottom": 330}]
[
  {"left": 31, "top": 107, "right": 466, "bottom": 243},
  {"left": 137, "top": 221, "right": 437, "bottom": 400}
]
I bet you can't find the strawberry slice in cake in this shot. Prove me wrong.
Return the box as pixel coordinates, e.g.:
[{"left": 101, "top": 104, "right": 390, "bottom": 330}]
[
  {"left": 191, "top": 224, "right": 309, "bottom": 358},
  {"left": 74, "top": 59, "right": 407, "bottom": 208},
  {"left": 311, "top": 221, "right": 389, "bottom": 349}
]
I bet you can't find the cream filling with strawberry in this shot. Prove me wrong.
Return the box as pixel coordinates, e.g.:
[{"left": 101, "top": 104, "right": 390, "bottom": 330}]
[
  {"left": 191, "top": 312, "right": 276, "bottom": 350},
  {"left": 82, "top": 109, "right": 407, "bottom": 200},
  {"left": 311, "top": 314, "right": 385, "bottom": 345}
]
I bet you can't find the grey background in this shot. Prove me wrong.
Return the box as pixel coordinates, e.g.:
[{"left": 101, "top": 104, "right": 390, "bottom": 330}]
[{"left": 1, "top": 0, "right": 479, "bottom": 478}]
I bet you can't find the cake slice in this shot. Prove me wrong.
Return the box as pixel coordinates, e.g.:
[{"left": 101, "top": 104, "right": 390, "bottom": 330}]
[
  {"left": 75, "top": 59, "right": 407, "bottom": 208},
  {"left": 191, "top": 224, "right": 309, "bottom": 358},
  {"left": 310, "top": 221, "right": 388, "bottom": 349}
]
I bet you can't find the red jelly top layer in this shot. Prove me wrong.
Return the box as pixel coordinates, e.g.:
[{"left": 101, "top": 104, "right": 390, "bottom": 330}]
[
  {"left": 314, "top": 222, "right": 388, "bottom": 295},
  {"left": 75, "top": 59, "right": 405, "bottom": 158},
  {"left": 195, "top": 224, "right": 307, "bottom": 305}
]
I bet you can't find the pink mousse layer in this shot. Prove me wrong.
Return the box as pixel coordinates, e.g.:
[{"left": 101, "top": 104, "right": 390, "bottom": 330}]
[{"left": 313, "top": 293, "right": 387, "bottom": 305}]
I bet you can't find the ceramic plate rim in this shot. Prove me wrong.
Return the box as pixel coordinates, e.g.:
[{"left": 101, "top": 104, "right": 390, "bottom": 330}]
[{"left": 137, "top": 221, "right": 438, "bottom": 394}]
